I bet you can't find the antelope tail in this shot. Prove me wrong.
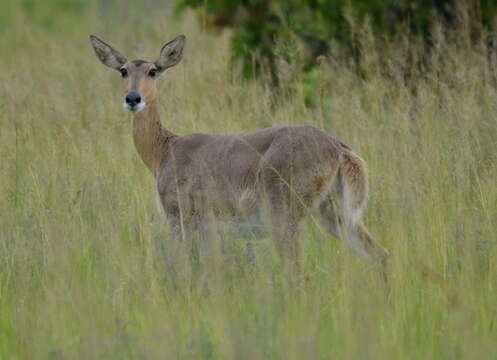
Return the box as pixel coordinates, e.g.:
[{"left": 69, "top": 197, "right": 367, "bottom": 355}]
[{"left": 338, "top": 150, "right": 369, "bottom": 226}]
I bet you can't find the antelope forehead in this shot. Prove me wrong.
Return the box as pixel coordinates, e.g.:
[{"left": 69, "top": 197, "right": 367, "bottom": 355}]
[{"left": 131, "top": 59, "right": 150, "bottom": 67}]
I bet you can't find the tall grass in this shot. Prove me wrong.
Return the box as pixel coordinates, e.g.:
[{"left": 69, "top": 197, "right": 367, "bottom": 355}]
[{"left": 1, "top": 2, "right": 496, "bottom": 359}]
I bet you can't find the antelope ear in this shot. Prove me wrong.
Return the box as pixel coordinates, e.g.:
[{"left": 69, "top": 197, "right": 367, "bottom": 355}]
[
  {"left": 89, "top": 35, "right": 127, "bottom": 70},
  {"left": 154, "top": 35, "right": 186, "bottom": 73}
]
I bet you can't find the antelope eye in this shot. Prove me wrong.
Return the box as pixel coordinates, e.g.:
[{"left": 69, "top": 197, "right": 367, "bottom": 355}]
[
  {"left": 148, "top": 68, "right": 157, "bottom": 78},
  {"left": 119, "top": 68, "right": 128, "bottom": 78}
]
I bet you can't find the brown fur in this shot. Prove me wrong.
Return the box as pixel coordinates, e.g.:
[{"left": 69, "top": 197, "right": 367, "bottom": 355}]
[{"left": 90, "top": 35, "right": 389, "bottom": 280}]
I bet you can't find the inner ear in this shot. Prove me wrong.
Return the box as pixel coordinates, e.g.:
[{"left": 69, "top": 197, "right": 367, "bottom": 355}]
[
  {"left": 155, "top": 35, "right": 186, "bottom": 72},
  {"left": 90, "top": 35, "right": 127, "bottom": 71}
]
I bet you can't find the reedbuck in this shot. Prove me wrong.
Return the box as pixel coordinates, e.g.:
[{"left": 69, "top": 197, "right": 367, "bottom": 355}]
[{"left": 90, "top": 34, "right": 389, "bottom": 278}]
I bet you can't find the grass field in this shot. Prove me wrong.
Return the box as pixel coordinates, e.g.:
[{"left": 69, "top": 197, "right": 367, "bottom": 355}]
[{"left": 1, "top": 2, "right": 496, "bottom": 359}]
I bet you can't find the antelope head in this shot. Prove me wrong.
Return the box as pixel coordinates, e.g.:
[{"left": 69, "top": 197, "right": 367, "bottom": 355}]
[{"left": 89, "top": 35, "right": 186, "bottom": 113}]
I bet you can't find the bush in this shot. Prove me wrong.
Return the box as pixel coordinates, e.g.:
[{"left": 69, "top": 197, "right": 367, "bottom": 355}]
[{"left": 177, "top": 0, "right": 497, "bottom": 82}]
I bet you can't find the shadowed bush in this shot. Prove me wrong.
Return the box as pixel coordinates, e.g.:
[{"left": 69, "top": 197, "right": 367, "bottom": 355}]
[{"left": 177, "top": 0, "right": 497, "bottom": 85}]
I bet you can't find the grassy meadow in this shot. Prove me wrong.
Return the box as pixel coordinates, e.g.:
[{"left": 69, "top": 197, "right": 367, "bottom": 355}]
[{"left": 1, "top": 2, "right": 496, "bottom": 359}]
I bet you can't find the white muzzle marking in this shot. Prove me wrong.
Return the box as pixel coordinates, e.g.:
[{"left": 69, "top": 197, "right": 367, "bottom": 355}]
[{"left": 123, "top": 102, "right": 146, "bottom": 113}]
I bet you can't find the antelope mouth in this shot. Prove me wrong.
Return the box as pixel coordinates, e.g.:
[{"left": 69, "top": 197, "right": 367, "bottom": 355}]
[{"left": 123, "top": 102, "right": 146, "bottom": 113}]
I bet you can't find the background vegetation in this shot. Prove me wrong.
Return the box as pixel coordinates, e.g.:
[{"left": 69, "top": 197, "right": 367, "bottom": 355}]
[
  {"left": 177, "top": 0, "right": 497, "bottom": 80},
  {"left": 1, "top": 0, "right": 496, "bottom": 359}
]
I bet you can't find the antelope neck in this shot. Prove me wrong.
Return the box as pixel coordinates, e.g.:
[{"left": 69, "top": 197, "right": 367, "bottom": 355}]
[{"left": 132, "top": 99, "right": 176, "bottom": 176}]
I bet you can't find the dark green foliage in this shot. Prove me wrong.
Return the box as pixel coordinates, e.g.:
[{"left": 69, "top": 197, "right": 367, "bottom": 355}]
[{"left": 177, "top": 0, "right": 497, "bottom": 79}]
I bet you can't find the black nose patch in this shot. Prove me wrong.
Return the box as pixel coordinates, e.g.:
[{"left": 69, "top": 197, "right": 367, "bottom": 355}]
[{"left": 125, "top": 92, "right": 141, "bottom": 106}]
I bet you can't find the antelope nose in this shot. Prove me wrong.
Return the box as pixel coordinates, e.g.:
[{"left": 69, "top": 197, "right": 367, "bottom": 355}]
[{"left": 125, "top": 92, "right": 141, "bottom": 106}]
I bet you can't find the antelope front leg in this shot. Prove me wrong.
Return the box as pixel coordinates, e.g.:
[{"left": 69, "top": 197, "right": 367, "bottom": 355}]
[
  {"left": 167, "top": 215, "right": 194, "bottom": 261},
  {"left": 196, "top": 216, "right": 224, "bottom": 267},
  {"left": 196, "top": 219, "right": 211, "bottom": 266}
]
